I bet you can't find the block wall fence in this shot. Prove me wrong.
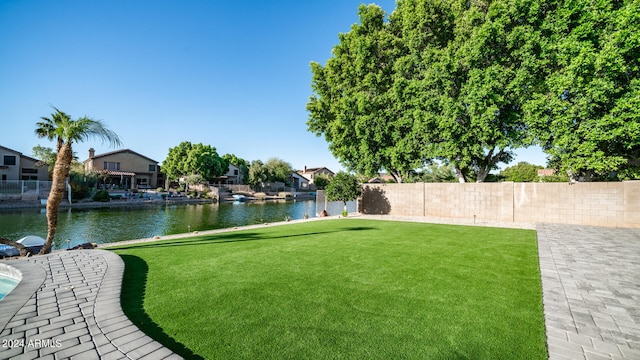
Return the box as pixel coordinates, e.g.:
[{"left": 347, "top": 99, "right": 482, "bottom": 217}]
[{"left": 358, "top": 181, "right": 640, "bottom": 228}]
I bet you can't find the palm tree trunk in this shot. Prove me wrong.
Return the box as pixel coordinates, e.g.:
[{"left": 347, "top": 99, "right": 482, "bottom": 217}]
[{"left": 39, "top": 143, "right": 73, "bottom": 254}]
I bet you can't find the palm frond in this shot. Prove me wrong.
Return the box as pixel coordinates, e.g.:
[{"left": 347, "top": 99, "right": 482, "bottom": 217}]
[{"left": 72, "top": 117, "right": 123, "bottom": 148}]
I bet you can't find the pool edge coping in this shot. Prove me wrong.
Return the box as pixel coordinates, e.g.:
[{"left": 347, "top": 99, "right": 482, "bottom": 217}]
[{"left": 0, "top": 260, "right": 46, "bottom": 332}]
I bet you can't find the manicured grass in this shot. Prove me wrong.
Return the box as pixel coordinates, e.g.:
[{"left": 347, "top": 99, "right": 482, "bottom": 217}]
[{"left": 111, "top": 219, "right": 547, "bottom": 359}]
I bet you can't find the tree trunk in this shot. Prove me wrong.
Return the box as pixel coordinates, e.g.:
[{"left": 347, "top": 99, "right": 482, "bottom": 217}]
[
  {"left": 476, "top": 166, "right": 489, "bottom": 183},
  {"left": 454, "top": 165, "right": 466, "bottom": 183},
  {"left": 390, "top": 170, "right": 403, "bottom": 184},
  {"left": 39, "top": 143, "right": 73, "bottom": 254}
]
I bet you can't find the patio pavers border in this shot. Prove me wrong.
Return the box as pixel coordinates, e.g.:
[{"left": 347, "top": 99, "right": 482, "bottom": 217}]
[{"left": 0, "top": 250, "right": 182, "bottom": 360}]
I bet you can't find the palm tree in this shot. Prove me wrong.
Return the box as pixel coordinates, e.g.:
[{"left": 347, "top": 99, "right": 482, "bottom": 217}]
[{"left": 35, "top": 107, "right": 122, "bottom": 254}]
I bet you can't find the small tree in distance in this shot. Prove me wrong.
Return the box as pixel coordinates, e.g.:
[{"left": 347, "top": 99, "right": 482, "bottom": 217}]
[
  {"left": 500, "top": 162, "right": 543, "bottom": 182},
  {"left": 325, "top": 172, "right": 361, "bottom": 217},
  {"left": 313, "top": 173, "right": 331, "bottom": 190}
]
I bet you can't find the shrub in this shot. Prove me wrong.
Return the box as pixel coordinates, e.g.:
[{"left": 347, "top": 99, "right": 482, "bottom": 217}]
[
  {"left": 93, "top": 190, "right": 110, "bottom": 202},
  {"left": 70, "top": 181, "right": 90, "bottom": 201}
]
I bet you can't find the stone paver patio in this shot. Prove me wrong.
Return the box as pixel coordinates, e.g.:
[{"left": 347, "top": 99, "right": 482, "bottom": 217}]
[
  {"left": 537, "top": 223, "right": 640, "bottom": 360},
  {"left": 0, "top": 250, "right": 180, "bottom": 360},
  {"left": 0, "top": 219, "right": 639, "bottom": 359}
]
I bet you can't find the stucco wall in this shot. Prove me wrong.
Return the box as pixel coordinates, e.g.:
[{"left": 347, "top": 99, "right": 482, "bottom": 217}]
[
  {"left": 0, "top": 147, "right": 21, "bottom": 180},
  {"left": 85, "top": 150, "right": 159, "bottom": 187},
  {"left": 360, "top": 181, "right": 640, "bottom": 228},
  {"left": 0, "top": 147, "right": 48, "bottom": 181},
  {"left": 19, "top": 156, "right": 49, "bottom": 181}
]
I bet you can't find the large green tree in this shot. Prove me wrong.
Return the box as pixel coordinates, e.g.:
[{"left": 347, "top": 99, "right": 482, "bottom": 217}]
[
  {"left": 308, "top": 1, "right": 544, "bottom": 183},
  {"left": 310, "top": 0, "right": 638, "bottom": 182},
  {"left": 247, "top": 160, "right": 268, "bottom": 187},
  {"left": 525, "top": 0, "right": 640, "bottom": 180},
  {"left": 36, "top": 107, "right": 121, "bottom": 254},
  {"left": 307, "top": 4, "right": 425, "bottom": 183},
  {"left": 162, "top": 142, "right": 227, "bottom": 183},
  {"left": 393, "top": 0, "right": 547, "bottom": 182},
  {"left": 246, "top": 158, "right": 294, "bottom": 187},
  {"left": 264, "top": 158, "right": 294, "bottom": 184}
]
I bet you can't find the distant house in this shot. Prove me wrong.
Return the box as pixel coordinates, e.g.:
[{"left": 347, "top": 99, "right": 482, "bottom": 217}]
[
  {"left": 537, "top": 168, "right": 557, "bottom": 177},
  {"left": 212, "top": 163, "right": 244, "bottom": 185},
  {"left": 297, "top": 166, "right": 335, "bottom": 185},
  {"left": 83, "top": 148, "right": 161, "bottom": 189},
  {"left": 290, "top": 172, "right": 310, "bottom": 190},
  {"left": 368, "top": 174, "right": 396, "bottom": 183},
  {"left": 0, "top": 145, "right": 49, "bottom": 181}
]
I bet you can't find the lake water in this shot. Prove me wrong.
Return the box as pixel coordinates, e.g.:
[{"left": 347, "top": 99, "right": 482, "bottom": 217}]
[{"left": 0, "top": 200, "right": 327, "bottom": 249}]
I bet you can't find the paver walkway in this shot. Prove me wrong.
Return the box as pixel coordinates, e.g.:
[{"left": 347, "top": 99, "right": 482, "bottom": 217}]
[
  {"left": 537, "top": 223, "right": 640, "bottom": 360},
  {"left": 0, "top": 250, "right": 181, "bottom": 360}
]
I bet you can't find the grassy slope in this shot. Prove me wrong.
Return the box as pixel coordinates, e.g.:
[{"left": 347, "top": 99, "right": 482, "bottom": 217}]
[{"left": 112, "top": 219, "right": 547, "bottom": 359}]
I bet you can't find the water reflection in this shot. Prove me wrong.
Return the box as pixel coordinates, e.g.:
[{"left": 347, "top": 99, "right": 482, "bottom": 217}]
[{"left": 0, "top": 200, "right": 317, "bottom": 249}]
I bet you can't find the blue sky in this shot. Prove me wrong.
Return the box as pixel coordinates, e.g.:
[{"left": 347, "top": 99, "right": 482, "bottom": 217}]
[{"left": 0, "top": 0, "right": 547, "bottom": 173}]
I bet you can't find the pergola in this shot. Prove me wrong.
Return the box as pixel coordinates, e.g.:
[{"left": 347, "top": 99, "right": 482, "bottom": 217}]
[{"left": 95, "top": 170, "right": 136, "bottom": 189}]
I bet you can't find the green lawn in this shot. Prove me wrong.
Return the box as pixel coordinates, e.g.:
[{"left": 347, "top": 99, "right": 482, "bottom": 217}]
[{"left": 110, "top": 219, "right": 547, "bottom": 359}]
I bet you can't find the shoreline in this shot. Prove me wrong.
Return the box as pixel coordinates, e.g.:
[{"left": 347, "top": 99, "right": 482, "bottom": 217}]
[
  {"left": 100, "top": 213, "right": 535, "bottom": 249},
  {"left": 0, "top": 194, "right": 317, "bottom": 211}
]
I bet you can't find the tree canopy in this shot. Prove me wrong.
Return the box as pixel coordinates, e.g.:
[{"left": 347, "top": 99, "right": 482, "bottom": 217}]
[
  {"left": 32, "top": 145, "right": 57, "bottom": 167},
  {"left": 500, "top": 162, "right": 543, "bottom": 182},
  {"left": 247, "top": 158, "right": 294, "bottom": 185},
  {"left": 162, "top": 141, "right": 227, "bottom": 182},
  {"left": 413, "top": 162, "right": 457, "bottom": 183},
  {"left": 247, "top": 160, "right": 268, "bottom": 186},
  {"left": 264, "top": 158, "right": 294, "bottom": 184},
  {"left": 308, "top": 0, "right": 639, "bottom": 182},
  {"left": 307, "top": 4, "right": 424, "bottom": 183},
  {"left": 325, "top": 171, "right": 361, "bottom": 206},
  {"left": 524, "top": 0, "right": 640, "bottom": 180}
]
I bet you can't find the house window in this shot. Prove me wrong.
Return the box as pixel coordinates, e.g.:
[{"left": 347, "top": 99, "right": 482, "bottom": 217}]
[
  {"left": 234, "top": 169, "right": 239, "bottom": 176},
  {"left": 149, "top": 164, "right": 156, "bottom": 172},
  {"left": 3, "top": 156, "right": 16, "bottom": 166},
  {"left": 104, "top": 162, "right": 120, "bottom": 171},
  {"left": 22, "top": 168, "right": 38, "bottom": 174}
]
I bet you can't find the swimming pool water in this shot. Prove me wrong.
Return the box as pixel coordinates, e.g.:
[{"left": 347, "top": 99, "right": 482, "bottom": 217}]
[{"left": 0, "top": 276, "right": 19, "bottom": 300}]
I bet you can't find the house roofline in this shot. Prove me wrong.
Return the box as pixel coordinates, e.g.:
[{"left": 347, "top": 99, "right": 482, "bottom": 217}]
[
  {"left": 298, "top": 166, "right": 334, "bottom": 175},
  {"left": 84, "top": 148, "right": 158, "bottom": 164},
  {"left": 0, "top": 145, "right": 43, "bottom": 163}
]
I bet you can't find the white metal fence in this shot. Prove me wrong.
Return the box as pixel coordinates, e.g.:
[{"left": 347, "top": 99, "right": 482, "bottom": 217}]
[{"left": 0, "top": 180, "right": 52, "bottom": 200}]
